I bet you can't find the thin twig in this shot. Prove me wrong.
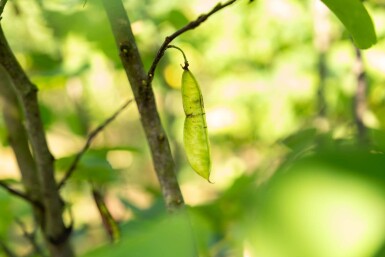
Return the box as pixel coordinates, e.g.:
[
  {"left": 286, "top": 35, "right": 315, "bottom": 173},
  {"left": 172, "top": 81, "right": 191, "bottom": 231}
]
[
  {"left": 0, "top": 240, "right": 17, "bottom": 257},
  {"left": 167, "top": 45, "right": 189, "bottom": 69},
  {"left": 353, "top": 47, "right": 368, "bottom": 144},
  {"left": 317, "top": 52, "right": 327, "bottom": 117},
  {"left": 58, "top": 98, "right": 134, "bottom": 189},
  {"left": 92, "top": 187, "right": 120, "bottom": 242},
  {"left": 0, "top": 180, "right": 41, "bottom": 207},
  {"left": 15, "top": 219, "right": 47, "bottom": 257},
  {"left": 147, "top": 0, "right": 240, "bottom": 83}
]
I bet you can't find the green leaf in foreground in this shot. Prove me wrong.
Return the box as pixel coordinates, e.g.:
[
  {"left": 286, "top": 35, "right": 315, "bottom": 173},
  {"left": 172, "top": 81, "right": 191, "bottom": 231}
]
[
  {"left": 321, "top": 0, "right": 376, "bottom": 49},
  {"left": 81, "top": 213, "right": 196, "bottom": 257}
]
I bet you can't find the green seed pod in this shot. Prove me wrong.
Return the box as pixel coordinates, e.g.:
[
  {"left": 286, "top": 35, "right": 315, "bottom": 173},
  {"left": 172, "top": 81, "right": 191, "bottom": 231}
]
[
  {"left": 182, "top": 69, "right": 204, "bottom": 116},
  {"left": 182, "top": 68, "right": 211, "bottom": 181}
]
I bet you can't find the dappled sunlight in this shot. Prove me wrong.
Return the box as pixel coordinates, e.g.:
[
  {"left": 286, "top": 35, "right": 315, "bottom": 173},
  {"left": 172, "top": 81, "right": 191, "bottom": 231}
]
[
  {"left": 0, "top": 149, "right": 20, "bottom": 178},
  {"left": 206, "top": 107, "right": 238, "bottom": 133},
  {"left": 1, "top": 0, "right": 385, "bottom": 256},
  {"left": 181, "top": 182, "right": 218, "bottom": 206},
  {"left": 107, "top": 150, "right": 134, "bottom": 170},
  {"left": 265, "top": 0, "right": 302, "bottom": 20}
]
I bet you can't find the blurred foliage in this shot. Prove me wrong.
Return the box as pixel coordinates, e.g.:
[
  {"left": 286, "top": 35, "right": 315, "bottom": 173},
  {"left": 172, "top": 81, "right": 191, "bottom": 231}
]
[{"left": 1, "top": 0, "right": 385, "bottom": 256}]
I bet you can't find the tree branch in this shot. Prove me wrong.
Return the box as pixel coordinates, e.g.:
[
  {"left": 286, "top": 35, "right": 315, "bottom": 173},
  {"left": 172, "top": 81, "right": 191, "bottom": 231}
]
[
  {"left": 102, "top": 0, "right": 185, "bottom": 212},
  {"left": 0, "top": 240, "right": 17, "bottom": 257},
  {"left": 0, "top": 64, "right": 44, "bottom": 223},
  {"left": 147, "top": 0, "right": 240, "bottom": 83},
  {"left": 15, "top": 219, "right": 47, "bottom": 257},
  {"left": 0, "top": 25, "right": 74, "bottom": 257},
  {"left": 0, "top": 180, "right": 39, "bottom": 205},
  {"left": 316, "top": 52, "right": 327, "bottom": 117},
  {"left": 58, "top": 98, "right": 134, "bottom": 189},
  {"left": 353, "top": 47, "right": 368, "bottom": 144},
  {"left": 92, "top": 187, "right": 120, "bottom": 243}
]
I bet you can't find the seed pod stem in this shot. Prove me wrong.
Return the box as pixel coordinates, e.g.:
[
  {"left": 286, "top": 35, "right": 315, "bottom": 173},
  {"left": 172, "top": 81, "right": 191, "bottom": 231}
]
[{"left": 167, "top": 45, "right": 189, "bottom": 70}]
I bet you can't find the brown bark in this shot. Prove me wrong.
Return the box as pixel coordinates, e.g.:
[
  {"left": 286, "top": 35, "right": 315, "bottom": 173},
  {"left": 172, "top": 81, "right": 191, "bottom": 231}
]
[
  {"left": 101, "top": 0, "right": 185, "bottom": 212},
  {"left": 0, "top": 26, "right": 74, "bottom": 257}
]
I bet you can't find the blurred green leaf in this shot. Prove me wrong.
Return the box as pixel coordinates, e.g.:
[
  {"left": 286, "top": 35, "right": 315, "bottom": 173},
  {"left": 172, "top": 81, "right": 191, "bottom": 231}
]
[
  {"left": 43, "top": 6, "right": 119, "bottom": 64},
  {"left": 247, "top": 148, "right": 385, "bottom": 257},
  {"left": 56, "top": 147, "right": 140, "bottom": 184},
  {"left": 369, "top": 129, "right": 385, "bottom": 151},
  {"left": 56, "top": 152, "right": 117, "bottom": 184},
  {"left": 65, "top": 110, "right": 88, "bottom": 136},
  {"left": 0, "top": 119, "right": 7, "bottom": 146},
  {"left": 280, "top": 128, "right": 317, "bottom": 151},
  {"left": 39, "top": 103, "right": 55, "bottom": 129},
  {"left": 81, "top": 212, "right": 196, "bottom": 257},
  {"left": 119, "top": 197, "right": 165, "bottom": 220},
  {"left": 167, "top": 9, "right": 189, "bottom": 29},
  {"left": 29, "top": 52, "right": 63, "bottom": 76},
  {"left": 0, "top": 191, "right": 13, "bottom": 237},
  {"left": 76, "top": 154, "right": 117, "bottom": 181},
  {"left": 321, "top": 0, "right": 376, "bottom": 49}
]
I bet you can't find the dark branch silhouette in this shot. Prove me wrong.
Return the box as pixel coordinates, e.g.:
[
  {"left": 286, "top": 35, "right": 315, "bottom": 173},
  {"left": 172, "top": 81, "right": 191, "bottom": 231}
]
[
  {"left": 0, "top": 240, "right": 17, "bottom": 257},
  {"left": 353, "top": 47, "right": 368, "bottom": 144},
  {"left": 147, "top": 0, "right": 240, "bottom": 83},
  {"left": 15, "top": 219, "right": 47, "bottom": 257},
  {"left": 0, "top": 181, "right": 43, "bottom": 209}
]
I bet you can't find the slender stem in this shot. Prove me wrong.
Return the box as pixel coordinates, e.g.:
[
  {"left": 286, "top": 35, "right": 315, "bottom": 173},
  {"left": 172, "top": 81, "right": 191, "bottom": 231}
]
[
  {"left": 0, "top": 240, "right": 17, "bottom": 257},
  {"left": 0, "top": 25, "right": 74, "bottom": 257},
  {"left": 353, "top": 47, "right": 368, "bottom": 144},
  {"left": 102, "top": 0, "right": 185, "bottom": 212},
  {"left": 147, "top": 0, "right": 239, "bottom": 83},
  {"left": 92, "top": 187, "right": 120, "bottom": 242},
  {"left": 313, "top": 1, "right": 330, "bottom": 119},
  {"left": 0, "top": 181, "right": 42, "bottom": 208},
  {"left": 167, "top": 45, "right": 189, "bottom": 69},
  {"left": 15, "top": 219, "right": 47, "bottom": 257},
  {"left": 317, "top": 52, "right": 327, "bottom": 117},
  {"left": 58, "top": 98, "right": 134, "bottom": 189}
]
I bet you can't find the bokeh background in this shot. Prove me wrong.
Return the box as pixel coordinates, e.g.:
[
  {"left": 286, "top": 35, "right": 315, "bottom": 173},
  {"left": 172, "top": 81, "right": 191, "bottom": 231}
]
[{"left": 1, "top": 0, "right": 385, "bottom": 256}]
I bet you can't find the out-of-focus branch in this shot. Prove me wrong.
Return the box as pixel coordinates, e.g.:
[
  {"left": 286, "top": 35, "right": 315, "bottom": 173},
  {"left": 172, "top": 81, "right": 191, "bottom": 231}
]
[
  {"left": 58, "top": 98, "right": 134, "bottom": 189},
  {"left": 0, "top": 180, "right": 42, "bottom": 208},
  {"left": 102, "top": 0, "right": 185, "bottom": 212},
  {"left": 353, "top": 47, "right": 368, "bottom": 144},
  {"left": 0, "top": 240, "right": 17, "bottom": 257},
  {"left": 147, "top": 0, "right": 239, "bottom": 83},
  {"left": 15, "top": 219, "right": 47, "bottom": 257},
  {"left": 317, "top": 53, "right": 327, "bottom": 117},
  {"left": 313, "top": 1, "right": 331, "bottom": 119},
  {"left": 0, "top": 25, "right": 74, "bottom": 257},
  {"left": 92, "top": 187, "right": 120, "bottom": 243},
  {"left": 0, "top": 64, "right": 44, "bottom": 220}
]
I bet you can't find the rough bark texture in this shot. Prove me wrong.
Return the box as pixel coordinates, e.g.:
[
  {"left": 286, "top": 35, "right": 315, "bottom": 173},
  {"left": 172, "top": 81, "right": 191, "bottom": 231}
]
[
  {"left": 0, "top": 25, "right": 74, "bottom": 257},
  {"left": 101, "top": 0, "right": 184, "bottom": 212},
  {"left": 0, "top": 64, "right": 44, "bottom": 224}
]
